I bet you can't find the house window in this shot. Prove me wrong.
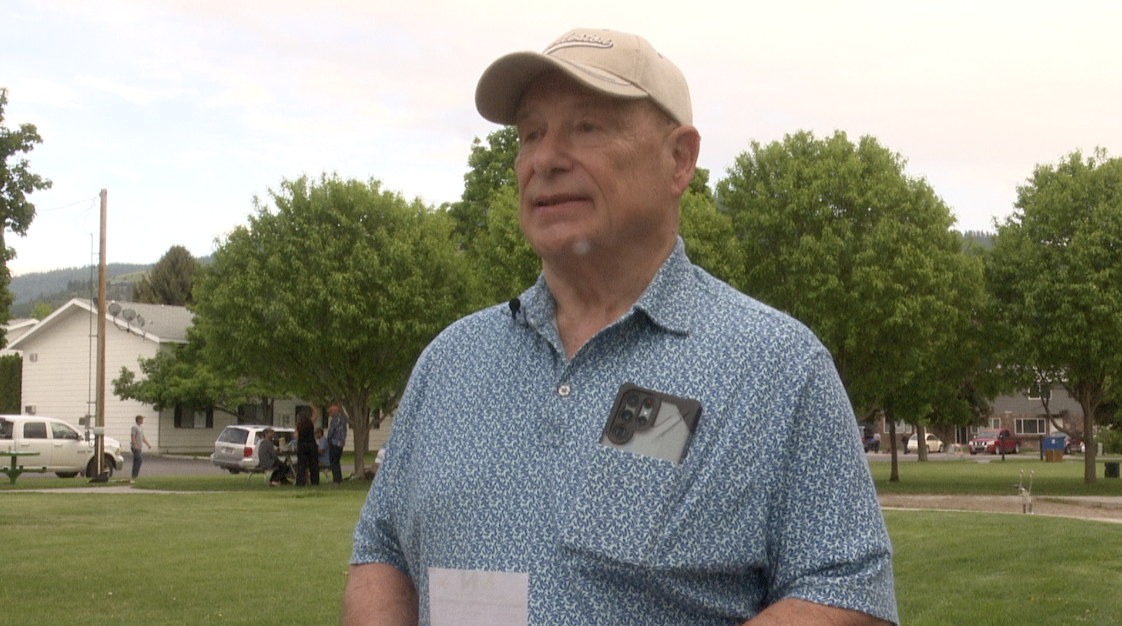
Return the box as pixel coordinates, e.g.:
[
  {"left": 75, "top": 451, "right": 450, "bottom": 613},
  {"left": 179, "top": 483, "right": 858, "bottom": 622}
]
[
  {"left": 989, "top": 417, "right": 1001, "bottom": 429},
  {"left": 237, "top": 403, "right": 266, "bottom": 425},
  {"left": 1016, "top": 418, "right": 1047, "bottom": 435},
  {"left": 174, "top": 405, "right": 214, "bottom": 429}
]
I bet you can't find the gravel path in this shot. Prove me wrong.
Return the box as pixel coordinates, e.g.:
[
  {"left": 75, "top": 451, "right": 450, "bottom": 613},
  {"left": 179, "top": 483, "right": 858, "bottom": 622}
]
[{"left": 879, "top": 494, "right": 1122, "bottom": 523}]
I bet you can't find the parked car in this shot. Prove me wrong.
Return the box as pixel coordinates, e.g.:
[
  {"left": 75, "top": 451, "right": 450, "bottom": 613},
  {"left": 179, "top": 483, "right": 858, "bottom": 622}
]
[
  {"left": 969, "top": 428, "right": 1020, "bottom": 455},
  {"left": 905, "top": 433, "right": 943, "bottom": 454},
  {"left": 210, "top": 425, "right": 297, "bottom": 473},
  {"left": 0, "top": 414, "right": 125, "bottom": 478},
  {"left": 1064, "top": 436, "right": 1085, "bottom": 454},
  {"left": 862, "top": 434, "right": 881, "bottom": 453}
]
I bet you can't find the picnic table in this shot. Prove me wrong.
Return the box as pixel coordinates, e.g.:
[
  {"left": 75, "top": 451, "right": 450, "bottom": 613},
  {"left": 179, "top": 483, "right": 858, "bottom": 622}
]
[{"left": 3, "top": 450, "right": 47, "bottom": 484}]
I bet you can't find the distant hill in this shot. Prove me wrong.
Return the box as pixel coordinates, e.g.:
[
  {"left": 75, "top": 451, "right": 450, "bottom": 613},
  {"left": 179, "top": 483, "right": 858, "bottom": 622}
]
[
  {"left": 7, "top": 264, "right": 149, "bottom": 318},
  {"left": 6, "top": 256, "right": 212, "bottom": 319}
]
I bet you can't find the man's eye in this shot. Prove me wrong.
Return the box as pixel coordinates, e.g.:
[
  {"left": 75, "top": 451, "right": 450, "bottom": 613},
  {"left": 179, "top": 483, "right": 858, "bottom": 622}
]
[{"left": 577, "top": 122, "right": 597, "bottom": 133}]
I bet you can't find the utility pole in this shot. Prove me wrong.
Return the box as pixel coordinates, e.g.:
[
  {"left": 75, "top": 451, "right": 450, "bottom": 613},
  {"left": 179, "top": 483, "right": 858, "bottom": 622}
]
[{"left": 93, "top": 188, "right": 108, "bottom": 479}]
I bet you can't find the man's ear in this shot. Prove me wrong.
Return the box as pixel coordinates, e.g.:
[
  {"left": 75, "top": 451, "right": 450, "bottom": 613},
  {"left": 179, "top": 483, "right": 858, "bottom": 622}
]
[{"left": 668, "top": 125, "right": 701, "bottom": 197}]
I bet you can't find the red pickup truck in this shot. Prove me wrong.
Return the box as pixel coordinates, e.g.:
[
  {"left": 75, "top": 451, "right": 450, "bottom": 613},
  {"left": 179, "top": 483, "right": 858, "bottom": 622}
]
[{"left": 969, "top": 428, "right": 1020, "bottom": 455}]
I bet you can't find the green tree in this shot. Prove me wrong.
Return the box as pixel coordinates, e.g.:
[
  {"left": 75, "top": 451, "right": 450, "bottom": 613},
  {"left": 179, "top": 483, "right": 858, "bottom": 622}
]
[
  {"left": 988, "top": 149, "right": 1122, "bottom": 484},
  {"left": 466, "top": 184, "right": 539, "bottom": 306},
  {"left": 679, "top": 170, "right": 743, "bottom": 282},
  {"left": 717, "top": 130, "right": 987, "bottom": 478},
  {"left": 1, "top": 87, "right": 52, "bottom": 339},
  {"left": 113, "top": 327, "right": 265, "bottom": 415},
  {"left": 0, "top": 353, "right": 21, "bottom": 414},
  {"left": 31, "top": 302, "right": 52, "bottom": 320},
  {"left": 133, "top": 245, "right": 199, "bottom": 305},
  {"left": 686, "top": 166, "right": 715, "bottom": 204},
  {"left": 447, "top": 125, "right": 540, "bottom": 307},
  {"left": 448, "top": 125, "right": 519, "bottom": 248},
  {"left": 192, "top": 173, "right": 475, "bottom": 475}
]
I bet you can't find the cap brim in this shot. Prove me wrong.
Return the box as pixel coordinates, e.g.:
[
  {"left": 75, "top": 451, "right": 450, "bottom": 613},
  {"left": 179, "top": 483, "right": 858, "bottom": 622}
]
[{"left": 475, "top": 51, "right": 647, "bottom": 125}]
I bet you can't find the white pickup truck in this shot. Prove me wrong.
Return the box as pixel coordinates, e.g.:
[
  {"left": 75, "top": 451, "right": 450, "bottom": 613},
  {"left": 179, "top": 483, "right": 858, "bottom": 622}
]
[{"left": 1, "top": 414, "right": 125, "bottom": 478}]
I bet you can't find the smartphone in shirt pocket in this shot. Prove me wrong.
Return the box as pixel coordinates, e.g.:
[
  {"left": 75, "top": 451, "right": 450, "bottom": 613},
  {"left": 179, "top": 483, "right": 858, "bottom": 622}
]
[{"left": 600, "top": 383, "right": 701, "bottom": 464}]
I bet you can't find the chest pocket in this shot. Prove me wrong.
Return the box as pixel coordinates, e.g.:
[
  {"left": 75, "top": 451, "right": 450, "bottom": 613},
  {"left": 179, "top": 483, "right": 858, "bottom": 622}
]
[{"left": 558, "top": 444, "right": 686, "bottom": 567}]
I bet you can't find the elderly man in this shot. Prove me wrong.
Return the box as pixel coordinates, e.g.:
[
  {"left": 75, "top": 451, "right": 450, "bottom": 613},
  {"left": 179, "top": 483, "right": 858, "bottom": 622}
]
[
  {"left": 344, "top": 28, "right": 896, "bottom": 626},
  {"left": 327, "top": 403, "right": 348, "bottom": 484}
]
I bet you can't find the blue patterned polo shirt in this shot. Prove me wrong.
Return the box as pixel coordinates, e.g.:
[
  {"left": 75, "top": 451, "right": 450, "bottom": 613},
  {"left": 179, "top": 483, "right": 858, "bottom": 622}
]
[{"left": 352, "top": 239, "right": 897, "bottom": 625}]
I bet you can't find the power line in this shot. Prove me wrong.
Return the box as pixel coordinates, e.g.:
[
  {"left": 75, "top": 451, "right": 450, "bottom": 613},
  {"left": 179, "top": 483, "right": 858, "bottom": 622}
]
[{"left": 37, "top": 196, "right": 98, "bottom": 212}]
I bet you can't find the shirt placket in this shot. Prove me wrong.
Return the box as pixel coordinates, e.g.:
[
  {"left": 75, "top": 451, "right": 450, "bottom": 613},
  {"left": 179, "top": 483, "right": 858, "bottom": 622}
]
[{"left": 540, "top": 356, "right": 582, "bottom": 449}]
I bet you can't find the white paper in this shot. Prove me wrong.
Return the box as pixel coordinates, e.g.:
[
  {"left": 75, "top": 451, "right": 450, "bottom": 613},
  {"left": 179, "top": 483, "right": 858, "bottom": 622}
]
[{"left": 428, "top": 567, "right": 529, "bottom": 626}]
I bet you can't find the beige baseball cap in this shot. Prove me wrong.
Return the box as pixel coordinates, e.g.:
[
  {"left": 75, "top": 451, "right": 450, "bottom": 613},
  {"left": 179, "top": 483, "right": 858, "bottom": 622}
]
[{"left": 475, "top": 28, "right": 692, "bottom": 126}]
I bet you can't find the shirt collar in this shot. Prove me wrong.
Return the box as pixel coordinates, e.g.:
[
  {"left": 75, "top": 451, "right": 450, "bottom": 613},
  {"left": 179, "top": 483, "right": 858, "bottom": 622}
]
[
  {"left": 520, "top": 237, "right": 697, "bottom": 338},
  {"left": 630, "top": 237, "right": 696, "bottom": 336}
]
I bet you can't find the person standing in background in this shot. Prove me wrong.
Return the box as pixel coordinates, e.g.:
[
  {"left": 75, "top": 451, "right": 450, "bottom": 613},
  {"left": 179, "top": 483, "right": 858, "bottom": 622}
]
[
  {"left": 327, "top": 404, "right": 348, "bottom": 484},
  {"left": 129, "top": 414, "right": 151, "bottom": 482},
  {"left": 295, "top": 407, "right": 319, "bottom": 486}
]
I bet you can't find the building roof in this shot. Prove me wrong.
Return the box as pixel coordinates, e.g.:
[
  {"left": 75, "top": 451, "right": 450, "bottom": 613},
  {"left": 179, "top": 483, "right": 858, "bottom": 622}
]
[
  {"left": 7, "top": 298, "right": 194, "bottom": 349},
  {"left": 1, "top": 318, "right": 39, "bottom": 350}
]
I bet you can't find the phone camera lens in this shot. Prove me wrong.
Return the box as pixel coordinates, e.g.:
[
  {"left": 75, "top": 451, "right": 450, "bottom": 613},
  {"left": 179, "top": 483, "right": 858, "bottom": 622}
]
[
  {"left": 621, "top": 409, "right": 634, "bottom": 422},
  {"left": 611, "top": 425, "right": 630, "bottom": 443},
  {"left": 625, "top": 393, "right": 640, "bottom": 408}
]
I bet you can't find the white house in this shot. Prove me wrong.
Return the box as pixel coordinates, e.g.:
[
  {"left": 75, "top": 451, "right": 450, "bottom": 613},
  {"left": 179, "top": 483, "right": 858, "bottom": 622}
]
[
  {"left": 8, "top": 298, "right": 194, "bottom": 451},
  {"left": 7, "top": 298, "right": 389, "bottom": 456},
  {"left": 1, "top": 318, "right": 39, "bottom": 354}
]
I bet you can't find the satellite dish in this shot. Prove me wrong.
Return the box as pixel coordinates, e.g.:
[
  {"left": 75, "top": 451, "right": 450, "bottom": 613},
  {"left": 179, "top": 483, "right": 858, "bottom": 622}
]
[
  {"left": 108, "top": 302, "right": 122, "bottom": 316},
  {"left": 122, "top": 309, "right": 136, "bottom": 322},
  {"left": 135, "top": 315, "right": 145, "bottom": 328}
]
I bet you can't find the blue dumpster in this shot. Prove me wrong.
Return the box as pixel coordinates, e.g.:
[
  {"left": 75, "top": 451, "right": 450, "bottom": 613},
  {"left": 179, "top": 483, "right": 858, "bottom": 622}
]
[{"left": 1043, "top": 434, "right": 1065, "bottom": 462}]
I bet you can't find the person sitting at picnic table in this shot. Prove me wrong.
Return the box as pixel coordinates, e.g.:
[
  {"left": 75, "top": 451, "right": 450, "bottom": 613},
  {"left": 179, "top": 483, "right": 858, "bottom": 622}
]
[
  {"left": 258, "top": 428, "right": 292, "bottom": 486},
  {"left": 315, "top": 427, "right": 330, "bottom": 471}
]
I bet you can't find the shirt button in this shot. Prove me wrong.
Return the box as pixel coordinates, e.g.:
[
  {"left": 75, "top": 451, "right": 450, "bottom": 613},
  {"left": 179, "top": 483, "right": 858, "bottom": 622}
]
[{"left": 557, "top": 384, "right": 571, "bottom": 397}]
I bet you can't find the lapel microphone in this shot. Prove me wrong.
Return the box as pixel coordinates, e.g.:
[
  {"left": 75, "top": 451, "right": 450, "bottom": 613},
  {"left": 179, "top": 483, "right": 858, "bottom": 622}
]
[{"left": 508, "top": 298, "right": 521, "bottom": 319}]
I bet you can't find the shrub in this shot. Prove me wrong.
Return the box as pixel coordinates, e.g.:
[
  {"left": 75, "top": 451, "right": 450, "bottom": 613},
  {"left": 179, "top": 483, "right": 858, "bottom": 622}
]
[{"left": 1097, "top": 427, "right": 1122, "bottom": 455}]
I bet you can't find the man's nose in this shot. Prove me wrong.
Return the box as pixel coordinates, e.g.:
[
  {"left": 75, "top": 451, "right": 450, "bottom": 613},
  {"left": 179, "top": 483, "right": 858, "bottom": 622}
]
[{"left": 531, "top": 129, "right": 573, "bottom": 176}]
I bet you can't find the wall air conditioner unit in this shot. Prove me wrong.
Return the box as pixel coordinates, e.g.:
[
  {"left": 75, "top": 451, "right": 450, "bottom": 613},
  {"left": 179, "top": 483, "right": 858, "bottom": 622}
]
[{"left": 25, "top": 405, "right": 36, "bottom": 415}]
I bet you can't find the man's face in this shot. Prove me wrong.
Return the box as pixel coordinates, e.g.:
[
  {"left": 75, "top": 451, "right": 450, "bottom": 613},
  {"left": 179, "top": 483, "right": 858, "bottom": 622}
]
[{"left": 514, "top": 72, "right": 679, "bottom": 265}]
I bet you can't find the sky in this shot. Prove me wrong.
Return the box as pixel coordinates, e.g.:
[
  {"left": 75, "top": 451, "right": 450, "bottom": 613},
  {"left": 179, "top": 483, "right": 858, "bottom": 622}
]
[{"left": 2, "top": 0, "right": 1121, "bottom": 275}]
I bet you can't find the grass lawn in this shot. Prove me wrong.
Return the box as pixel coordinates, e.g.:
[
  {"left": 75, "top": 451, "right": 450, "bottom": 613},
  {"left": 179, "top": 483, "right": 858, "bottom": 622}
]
[
  {"left": 2, "top": 458, "right": 1121, "bottom": 624},
  {"left": 887, "top": 508, "right": 1122, "bottom": 625},
  {"left": 0, "top": 484, "right": 365, "bottom": 625},
  {"left": 869, "top": 455, "right": 1122, "bottom": 496},
  {"left": 876, "top": 457, "right": 1122, "bottom": 624}
]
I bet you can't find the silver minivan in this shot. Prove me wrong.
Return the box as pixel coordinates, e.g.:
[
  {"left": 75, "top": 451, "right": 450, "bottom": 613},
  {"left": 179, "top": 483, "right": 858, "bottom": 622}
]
[{"left": 210, "top": 425, "right": 296, "bottom": 473}]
